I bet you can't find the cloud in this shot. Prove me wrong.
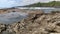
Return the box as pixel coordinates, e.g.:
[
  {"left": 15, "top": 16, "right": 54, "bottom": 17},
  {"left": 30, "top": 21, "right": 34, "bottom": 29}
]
[
  {"left": 40, "top": 0, "right": 54, "bottom": 2},
  {"left": 0, "top": 0, "right": 39, "bottom": 8},
  {"left": 19, "top": 0, "right": 40, "bottom": 6},
  {"left": 55, "top": 0, "right": 60, "bottom": 1},
  {"left": 0, "top": 0, "right": 19, "bottom": 8}
]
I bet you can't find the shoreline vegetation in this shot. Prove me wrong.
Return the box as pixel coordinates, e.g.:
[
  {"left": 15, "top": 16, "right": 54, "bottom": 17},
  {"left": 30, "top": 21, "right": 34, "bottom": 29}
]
[
  {"left": 0, "top": 9, "right": 60, "bottom": 34},
  {"left": 23, "top": 1, "right": 60, "bottom": 7}
]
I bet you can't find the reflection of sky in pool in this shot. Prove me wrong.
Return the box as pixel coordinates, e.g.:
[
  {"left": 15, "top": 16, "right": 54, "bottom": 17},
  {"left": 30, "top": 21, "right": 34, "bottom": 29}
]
[{"left": 0, "top": 12, "right": 28, "bottom": 24}]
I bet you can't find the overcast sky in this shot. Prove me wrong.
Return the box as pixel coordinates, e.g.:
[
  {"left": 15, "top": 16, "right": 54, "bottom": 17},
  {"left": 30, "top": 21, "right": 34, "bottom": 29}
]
[{"left": 0, "top": 0, "right": 60, "bottom": 8}]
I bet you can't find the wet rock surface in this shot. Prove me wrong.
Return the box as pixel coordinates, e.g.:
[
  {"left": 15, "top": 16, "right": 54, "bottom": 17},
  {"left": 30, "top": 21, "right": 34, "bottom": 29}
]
[{"left": 0, "top": 11, "right": 60, "bottom": 34}]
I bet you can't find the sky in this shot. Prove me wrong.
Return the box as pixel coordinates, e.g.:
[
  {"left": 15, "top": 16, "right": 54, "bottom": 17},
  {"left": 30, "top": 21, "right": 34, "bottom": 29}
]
[{"left": 0, "top": 0, "right": 60, "bottom": 8}]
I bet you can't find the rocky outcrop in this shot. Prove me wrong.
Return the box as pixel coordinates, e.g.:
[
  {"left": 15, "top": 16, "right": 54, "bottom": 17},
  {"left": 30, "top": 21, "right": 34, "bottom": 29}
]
[
  {"left": 1, "top": 11, "right": 60, "bottom": 34},
  {"left": 0, "top": 24, "right": 6, "bottom": 33}
]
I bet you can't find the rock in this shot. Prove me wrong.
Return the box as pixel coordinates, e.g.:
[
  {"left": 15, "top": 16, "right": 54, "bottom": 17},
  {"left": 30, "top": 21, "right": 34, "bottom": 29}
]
[
  {"left": 0, "top": 24, "right": 6, "bottom": 33},
  {"left": 50, "top": 33, "right": 60, "bottom": 34},
  {"left": 5, "top": 11, "right": 60, "bottom": 34},
  {"left": 0, "top": 10, "right": 60, "bottom": 34}
]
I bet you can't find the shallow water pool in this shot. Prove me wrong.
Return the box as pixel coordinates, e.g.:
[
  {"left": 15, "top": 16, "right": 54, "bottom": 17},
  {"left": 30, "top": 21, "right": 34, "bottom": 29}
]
[{"left": 0, "top": 12, "right": 28, "bottom": 24}]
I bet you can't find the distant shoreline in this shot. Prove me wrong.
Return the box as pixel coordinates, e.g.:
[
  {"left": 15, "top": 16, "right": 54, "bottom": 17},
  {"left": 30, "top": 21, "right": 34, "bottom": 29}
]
[{"left": 0, "top": 7, "right": 57, "bottom": 10}]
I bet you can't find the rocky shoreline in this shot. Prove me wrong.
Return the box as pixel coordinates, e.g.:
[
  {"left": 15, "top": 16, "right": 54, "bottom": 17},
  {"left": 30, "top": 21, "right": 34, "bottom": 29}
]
[{"left": 0, "top": 11, "right": 60, "bottom": 34}]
